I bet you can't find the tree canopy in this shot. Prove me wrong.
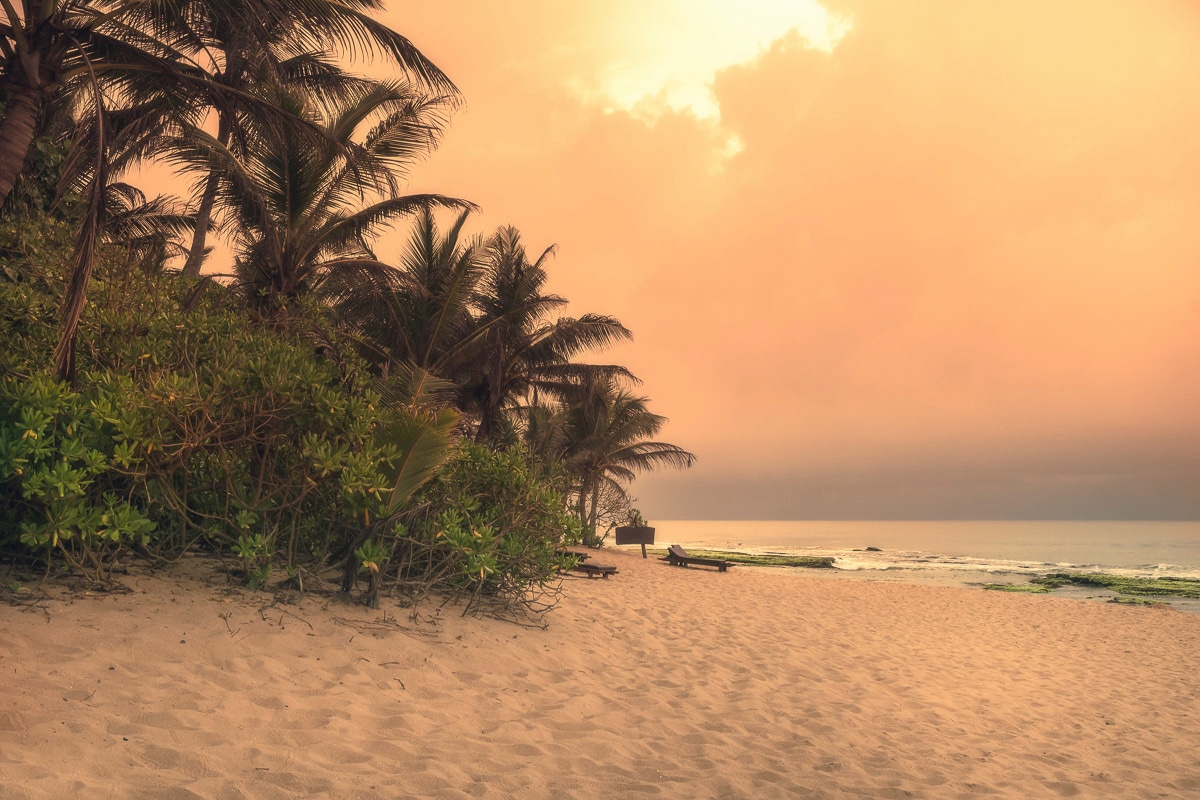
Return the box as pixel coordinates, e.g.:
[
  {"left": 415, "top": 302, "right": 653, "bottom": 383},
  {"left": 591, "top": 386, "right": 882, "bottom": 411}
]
[{"left": 0, "top": 1, "right": 693, "bottom": 612}]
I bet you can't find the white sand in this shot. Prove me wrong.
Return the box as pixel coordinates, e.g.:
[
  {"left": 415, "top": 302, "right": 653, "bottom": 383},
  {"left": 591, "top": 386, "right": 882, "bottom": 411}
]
[{"left": 3, "top": 548, "right": 1199, "bottom": 799}]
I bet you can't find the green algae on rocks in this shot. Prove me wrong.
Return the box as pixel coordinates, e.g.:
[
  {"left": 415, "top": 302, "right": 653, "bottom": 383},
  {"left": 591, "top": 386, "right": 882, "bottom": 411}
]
[
  {"left": 981, "top": 583, "right": 1055, "bottom": 593},
  {"left": 647, "top": 549, "right": 836, "bottom": 569},
  {"left": 1106, "top": 596, "right": 1168, "bottom": 607},
  {"left": 1030, "top": 573, "right": 1200, "bottom": 598},
  {"left": 984, "top": 573, "right": 1200, "bottom": 599}
]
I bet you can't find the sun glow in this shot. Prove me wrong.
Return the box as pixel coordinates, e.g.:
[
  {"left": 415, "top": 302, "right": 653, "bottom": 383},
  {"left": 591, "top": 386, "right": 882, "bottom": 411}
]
[{"left": 595, "top": 0, "right": 851, "bottom": 120}]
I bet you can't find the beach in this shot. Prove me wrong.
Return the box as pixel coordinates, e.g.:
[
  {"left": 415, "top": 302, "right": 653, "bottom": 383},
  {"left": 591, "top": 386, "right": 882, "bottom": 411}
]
[{"left": 3, "top": 548, "right": 1199, "bottom": 799}]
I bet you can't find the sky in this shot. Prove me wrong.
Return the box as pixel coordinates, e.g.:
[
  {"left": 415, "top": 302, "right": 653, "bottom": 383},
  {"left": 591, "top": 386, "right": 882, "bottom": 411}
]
[{"left": 368, "top": 0, "right": 1200, "bottom": 520}]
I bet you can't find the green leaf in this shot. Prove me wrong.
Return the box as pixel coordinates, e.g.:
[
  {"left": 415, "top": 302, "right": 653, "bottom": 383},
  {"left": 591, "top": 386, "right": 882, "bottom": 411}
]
[{"left": 376, "top": 408, "right": 459, "bottom": 514}]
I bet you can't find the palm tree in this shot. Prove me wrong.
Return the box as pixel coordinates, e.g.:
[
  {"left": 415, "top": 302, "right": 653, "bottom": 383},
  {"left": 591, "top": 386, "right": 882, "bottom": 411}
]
[
  {"left": 1, "top": 1, "right": 365, "bottom": 378},
  {"left": 336, "top": 205, "right": 488, "bottom": 377},
  {"left": 0, "top": 0, "right": 457, "bottom": 215},
  {"left": 101, "top": 181, "right": 194, "bottom": 271},
  {"left": 459, "top": 226, "right": 634, "bottom": 443},
  {"left": 0, "top": 0, "right": 201, "bottom": 211},
  {"left": 540, "top": 380, "right": 695, "bottom": 533},
  {"left": 159, "top": 0, "right": 460, "bottom": 276},
  {"left": 168, "top": 80, "right": 469, "bottom": 315},
  {"left": 1, "top": 0, "right": 101, "bottom": 208},
  {"left": 340, "top": 398, "right": 460, "bottom": 602},
  {"left": 334, "top": 221, "right": 635, "bottom": 438}
]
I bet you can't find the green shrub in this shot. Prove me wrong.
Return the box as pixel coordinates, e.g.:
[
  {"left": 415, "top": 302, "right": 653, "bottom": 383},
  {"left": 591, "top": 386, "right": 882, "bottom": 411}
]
[
  {"left": 0, "top": 266, "right": 397, "bottom": 583},
  {"left": 0, "top": 374, "right": 156, "bottom": 580},
  {"left": 1, "top": 222, "right": 588, "bottom": 620},
  {"left": 384, "top": 442, "right": 583, "bottom": 617}
]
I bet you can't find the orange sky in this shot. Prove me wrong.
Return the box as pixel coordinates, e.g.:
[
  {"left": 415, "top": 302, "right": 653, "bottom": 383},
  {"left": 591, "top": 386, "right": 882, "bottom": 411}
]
[{"left": 369, "top": 1, "right": 1200, "bottom": 519}]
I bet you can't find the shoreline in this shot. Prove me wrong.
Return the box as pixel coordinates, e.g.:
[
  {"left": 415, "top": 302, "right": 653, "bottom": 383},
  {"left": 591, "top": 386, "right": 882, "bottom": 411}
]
[
  {"left": 651, "top": 519, "right": 1200, "bottom": 578},
  {"left": 4, "top": 549, "right": 1200, "bottom": 798},
  {"left": 782, "top": 562, "right": 1200, "bottom": 614},
  {"left": 638, "top": 546, "right": 1200, "bottom": 618},
  {"left": 633, "top": 542, "right": 1200, "bottom": 614}
]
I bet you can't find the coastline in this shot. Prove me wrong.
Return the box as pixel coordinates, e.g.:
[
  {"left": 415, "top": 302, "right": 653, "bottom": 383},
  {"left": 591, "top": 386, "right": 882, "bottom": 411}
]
[
  {"left": 4, "top": 548, "right": 1200, "bottom": 799},
  {"left": 649, "top": 519, "right": 1200, "bottom": 614},
  {"left": 752, "top": 560, "right": 1200, "bottom": 615},
  {"left": 653, "top": 519, "right": 1200, "bottom": 574}
]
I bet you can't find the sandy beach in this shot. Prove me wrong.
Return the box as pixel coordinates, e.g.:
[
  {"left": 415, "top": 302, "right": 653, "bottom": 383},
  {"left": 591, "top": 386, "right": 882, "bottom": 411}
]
[{"left": 3, "top": 548, "right": 1199, "bottom": 799}]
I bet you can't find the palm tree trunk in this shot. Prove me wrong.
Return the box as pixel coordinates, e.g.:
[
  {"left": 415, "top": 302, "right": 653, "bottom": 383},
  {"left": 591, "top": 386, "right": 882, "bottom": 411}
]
[
  {"left": 53, "top": 49, "right": 108, "bottom": 386},
  {"left": 575, "top": 485, "right": 588, "bottom": 526},
  {"left": 180, "top": 170, "right": 219, "bottom": 276},
  {"left": 181, "top": 118, "right": 231, "bottom": 277},
  {"left": 588, "top": 484, "right": 601, "bottom": 531},
  {"left": 53, "top": 177, "right": 103, "bottom": 385},
  {"left": 474, "top": 402, "right": 491, "bottom": 443},
  {"left": 473, "top": 390, "right": 500, "bottom": 444},
  {"left": 0, "top": 86, "right": 43, "bottom": 211}
]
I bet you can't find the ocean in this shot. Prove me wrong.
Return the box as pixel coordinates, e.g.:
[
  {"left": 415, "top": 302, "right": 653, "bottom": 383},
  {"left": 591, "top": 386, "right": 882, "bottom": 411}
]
[{"left": 647, "top": 520, "right": 1200, "bottom": 611}]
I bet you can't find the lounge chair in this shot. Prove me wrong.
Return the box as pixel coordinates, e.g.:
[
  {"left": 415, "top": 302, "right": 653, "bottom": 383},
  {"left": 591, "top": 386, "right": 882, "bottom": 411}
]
[{"left": 662, "top": 544, "right": 732, "bottom": 572}]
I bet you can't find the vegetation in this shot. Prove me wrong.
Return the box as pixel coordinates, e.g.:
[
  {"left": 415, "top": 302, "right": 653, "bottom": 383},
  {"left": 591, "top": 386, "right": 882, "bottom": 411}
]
[
  {"left": 396, "top": 442, "right": 587, "bottom": 616},
  {"left": 0, "top": 4, "right": 693, "bottom": 618},
  {"left": 524, "top": 382, "right": 695, "bottom": 543},
  {"left": 167, "top": 81, "right": 465, "bottom": 313},
  {"left": 983, "top": 573, "right": 1200, "bottom": 602},
  {"left": 1106, "top": 596, "right": 1167, "bottom": 607},
  {"left": 0, "top": 260, "right": 399, "bottom": 587},
  {"left": 981, "top": 583, "right": 1055, "bottom": 594},
  {"left": 648, "top": 548, "right": 836, "bottom": 569},
  {"left": 1029, "top": 573, "right": 1200, "bottom": 598}
]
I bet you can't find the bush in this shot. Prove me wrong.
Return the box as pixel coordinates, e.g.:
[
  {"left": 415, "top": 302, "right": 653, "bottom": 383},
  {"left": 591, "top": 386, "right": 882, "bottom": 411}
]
[
  {"left": 0, "top": 265, "right": 396, "bottom": 584},
  {"left": 373, "top": 442, "right": 583, "bottom": 618},
  {"left": 0, "top": 374, "right": 156, "bottom": 580},
  {"left": 1, "top": 233, "right": 585, "bottom": 622}
]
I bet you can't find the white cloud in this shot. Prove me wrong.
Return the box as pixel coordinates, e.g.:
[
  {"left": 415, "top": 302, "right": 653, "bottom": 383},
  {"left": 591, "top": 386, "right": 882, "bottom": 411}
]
[{"left": 594, "top": 0, "right": 850, "bottom": 119}]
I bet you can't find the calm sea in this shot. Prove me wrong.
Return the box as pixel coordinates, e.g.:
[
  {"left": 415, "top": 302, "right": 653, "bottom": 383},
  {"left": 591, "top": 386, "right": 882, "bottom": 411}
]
[
  {"left": 647, "top": 520, "right": 1200, "bottom": 611},
  {"left": 653, "top": 520, "right": 1200, "bottom": 577}
]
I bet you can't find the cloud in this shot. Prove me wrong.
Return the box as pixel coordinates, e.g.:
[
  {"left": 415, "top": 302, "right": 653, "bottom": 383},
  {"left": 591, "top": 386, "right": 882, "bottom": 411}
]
[
  {"left": 583, "top": 0, "right": 850, "bottom": 120},
  {"left": 390, "top": 1, "right": 1200, "bottom": 518}
]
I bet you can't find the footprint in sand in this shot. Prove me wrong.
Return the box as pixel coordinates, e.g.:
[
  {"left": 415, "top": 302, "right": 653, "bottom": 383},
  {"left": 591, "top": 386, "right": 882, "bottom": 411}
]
[
  {"left": 135, "top": 743, "right": 220, "bottom": 779},
  {"left": 0, "top": 710, "right": 28, "bottom": 734}
]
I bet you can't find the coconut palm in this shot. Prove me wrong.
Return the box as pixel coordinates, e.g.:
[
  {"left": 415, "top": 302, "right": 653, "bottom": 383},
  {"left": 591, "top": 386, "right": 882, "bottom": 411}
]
[
  {"left": 0, "top": 0, "right": 205, "bottom": 211},
  {"left": 0, "top": 1, "right": 457, "bottom": 215},
  {"left": 458, "top": 226, "right": 634, "bottom": 443},
  {"left": 336, "top": 205, "right": 488, "bottom": 377},
  {"left": 158, "top": 0, "right": 460, "bottom": 276},
  {"left": 334, "top": 220, "right": 635, "bottom": 437},
  {"left": 167, "top": 80, "right": 468, "bottom": 315},
  {"left": 538, "top": 380, "right": 695, "bottom": 532},
  {"left": 3, "top": 2, "right": 366, "bottom": 377},
  {"left": 101, "top": 181, "right": 194, "bottom": 271},
  {"left": 1, "top": 0, "right": 111, "bottom": 208}
]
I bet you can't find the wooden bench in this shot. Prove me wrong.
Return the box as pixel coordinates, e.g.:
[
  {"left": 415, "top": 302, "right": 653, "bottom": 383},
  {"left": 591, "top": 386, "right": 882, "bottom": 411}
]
[
  {"left": 572, "top": 562, "right": 618, "bottom": 579},
  {"left": 663, "top": 544, "right": 732, "bottom": 572}
]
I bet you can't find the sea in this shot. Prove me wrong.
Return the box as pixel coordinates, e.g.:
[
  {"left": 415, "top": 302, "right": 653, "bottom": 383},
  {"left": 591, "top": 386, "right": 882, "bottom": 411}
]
[{"left": 648, "top": 520, "right": 1200, "bottom": 613}]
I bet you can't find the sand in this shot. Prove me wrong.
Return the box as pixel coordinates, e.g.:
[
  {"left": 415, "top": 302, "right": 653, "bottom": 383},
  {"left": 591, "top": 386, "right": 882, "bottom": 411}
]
[{"left": 3, "top": 548, "right": 1199, "bottom": 800}]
